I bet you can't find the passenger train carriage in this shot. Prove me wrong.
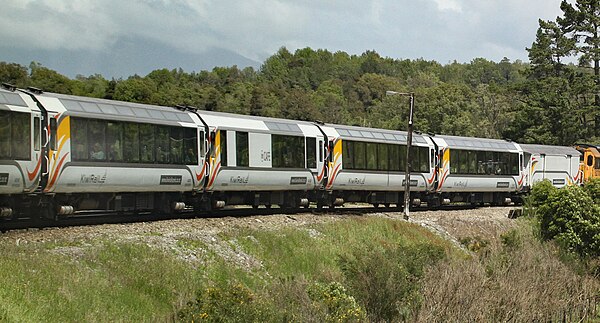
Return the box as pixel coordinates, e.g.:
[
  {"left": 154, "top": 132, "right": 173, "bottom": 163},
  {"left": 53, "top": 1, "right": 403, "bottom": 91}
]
[
  {"left": 9, "top": 87, "right": 204, "bottom": 217},
  {"left": 197, "top": 110, "right": 327, "bottom": 208},
  {"left": 319, "top": 124, "right": 436, "bottom": 207},
  {"left": 431, "top": 135, "right": 524, "bottom": 205},
  {"left": 0, "top": 83, "right": 593, "bottom": 222},
  {"left": 0, "top": 87, "right": 43, "bottom": 216},
  {"left": 520, "top": 144, "right": 581, "bottom": 188}
]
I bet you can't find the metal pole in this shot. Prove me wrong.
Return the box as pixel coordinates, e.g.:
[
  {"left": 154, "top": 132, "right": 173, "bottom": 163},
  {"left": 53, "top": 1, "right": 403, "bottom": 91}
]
[{"left": 404, "top": 93, "right": 414, "bottom": 220}]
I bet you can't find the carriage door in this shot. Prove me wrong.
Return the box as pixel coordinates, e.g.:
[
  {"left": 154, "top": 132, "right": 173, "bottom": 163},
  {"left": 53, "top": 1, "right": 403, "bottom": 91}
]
[
  {"left": 39, "top": 112, "right": 58, "bottom": 191},
  {"left": 29, "top": 113, "right": 42, "bottom": 191}
]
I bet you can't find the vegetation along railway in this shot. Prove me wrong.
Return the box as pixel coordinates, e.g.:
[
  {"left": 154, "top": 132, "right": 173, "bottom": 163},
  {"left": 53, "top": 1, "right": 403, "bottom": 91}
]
[{"left": 0, "top": 83, "right": 598, "bottom": 230}]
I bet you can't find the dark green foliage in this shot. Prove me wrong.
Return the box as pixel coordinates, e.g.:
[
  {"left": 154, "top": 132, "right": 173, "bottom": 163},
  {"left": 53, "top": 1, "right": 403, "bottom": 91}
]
[
  {"left": 583, "top": 178, "right": 600, "bottom": 204},
  {"left": 532, "top": 183, "right": 600, "bottom": 258},
  {"left": 338, "top": 242, "right": 445, "bottom": 322}
]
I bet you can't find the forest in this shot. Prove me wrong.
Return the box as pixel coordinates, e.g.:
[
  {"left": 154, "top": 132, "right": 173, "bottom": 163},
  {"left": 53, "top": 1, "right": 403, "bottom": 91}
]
[{"left": 1, "top": 1, "right": 599, "bottom": 146}]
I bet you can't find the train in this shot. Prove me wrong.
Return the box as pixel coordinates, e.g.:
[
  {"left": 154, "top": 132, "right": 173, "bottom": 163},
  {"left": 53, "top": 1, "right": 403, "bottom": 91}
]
[{"left": 0, "top": 83, "right": 594, "bottom": 222}]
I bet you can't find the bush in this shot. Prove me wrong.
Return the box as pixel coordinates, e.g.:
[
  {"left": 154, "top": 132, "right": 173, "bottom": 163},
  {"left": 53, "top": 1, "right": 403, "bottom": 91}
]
[
  {"left": 537, "top": 185, "right": 600, "bottom": 258},
  {"left": 524, "top": 180, "right": 557, "bottom": 217},
  {"left": 583, "top": 178, "right": 600, "bottom": 204},
  {"left": 178, "top": 281, "right": 271, "bottom": 322},
  {"left": 338, "top": 242, "right": 445, "bottom": 322},
  {"left": 308, "top": 281, "right": 366, "bottom": 322}
]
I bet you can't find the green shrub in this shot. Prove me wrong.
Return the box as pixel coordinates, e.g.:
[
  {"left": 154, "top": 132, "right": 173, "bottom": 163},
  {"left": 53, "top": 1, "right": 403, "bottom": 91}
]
[
  {"left": 537, "top": 185, "right": 600, "bottom": 258},
  {"left": 524, "top": 180, "right": 558, "bottom": 218},
  {"left": 178, "top": 281, "right": 271, "bottom": 322},
  {"left": 338, "top": 242, "right": 445, "bottom": 322},
  {"left": 308, "top": 282, "right": 366, "bottom": 322},
  {"left": 583, "top": 178, "right": 600, "bottom": 204}
]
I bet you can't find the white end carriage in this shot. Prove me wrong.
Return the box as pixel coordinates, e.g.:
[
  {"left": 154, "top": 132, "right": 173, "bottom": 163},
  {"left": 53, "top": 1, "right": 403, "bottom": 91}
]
[
  {"left": 318, "top": 124, "right": 438, "bottom": 208},
  {"left": 432, "top": 135, "right": 525, "bottom": 205},
  {"left": 24, "top": 91, "right": 206, "bottom": 217},
  {"left": 197, "top": 111, "right": 326, "bottom": 209},
  {"left": 520, "top": 144, "right": 581, "bottom": 188},
  {"left": 0, "top": 86, "right": 43, "bottom": 218}
]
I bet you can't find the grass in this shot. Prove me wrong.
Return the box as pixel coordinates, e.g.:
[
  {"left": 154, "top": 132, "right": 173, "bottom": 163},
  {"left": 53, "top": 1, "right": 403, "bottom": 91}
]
[
  {"left": 0, "top": 216, "right": 597, "bottom": 322},
  {"left": 0, "top": 242, "right": 201, "bottom": 322}
]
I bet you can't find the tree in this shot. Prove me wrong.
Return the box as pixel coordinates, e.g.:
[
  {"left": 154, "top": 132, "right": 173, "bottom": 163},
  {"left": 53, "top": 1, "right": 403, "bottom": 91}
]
[
  {"left": 0, "top": 62, "right": 29, "bottom": 87},
  {"left": 29, "top": 62, "right": 73, "bottom": 94},
  {"left": 558, "top": 0, "right": 600, "bottom": 136}
]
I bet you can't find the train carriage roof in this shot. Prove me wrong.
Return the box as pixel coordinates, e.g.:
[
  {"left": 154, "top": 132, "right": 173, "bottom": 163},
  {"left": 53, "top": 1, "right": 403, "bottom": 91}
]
[
  {"left": 0, "top": 88, "right": 28, "bottom": 108},
  {"left": 520, "top": 144, "right": 580, "bottom": 156},
  {"left": 197, "top": 109, "right": 321, "bottom": 135},
  {"left": 37, "top": 92, "right": 196, "bottom": 126},
  {"left": 437, "top": 134, "right": 518, "bottom": 151},
  {"left": 326, "top": 123, "right": 429, "bottom": 145}
]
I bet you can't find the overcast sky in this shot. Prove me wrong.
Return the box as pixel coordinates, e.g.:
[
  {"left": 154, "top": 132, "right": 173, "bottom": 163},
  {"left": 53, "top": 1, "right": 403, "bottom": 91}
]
[{"left": 0, "top": 0, "right": 565, "bottom": 78}]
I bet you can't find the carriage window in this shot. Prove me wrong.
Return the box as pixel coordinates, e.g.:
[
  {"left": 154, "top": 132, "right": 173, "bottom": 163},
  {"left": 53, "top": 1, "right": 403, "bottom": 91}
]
[
  {"left": 71, "top": 118, "right": 89, "bottom": 161},
  {"left": 389, "top": 144, "right": 400, "bottom": 171},
  {"left": 399, "top": 145, "right": 406, "bottom": 171},
  {"left": 32, "top": 116, "right": 40, "bottom": 151},
  {"left": 305, "top": 137, "right": 316, "bottom": 169},
  {"left": 220, "top": 130, "right": 227, "bottom": 167},
  {"left": 319, "top": 140, "right": 324, "bottom": 162},
  {"left": 343, "top": 140, "right": 354, "bottom": 169},
  {"left": 107, "top": 121, "right": 123, "bottom": 162},
  {"left": 467, "top": 150, "right": 477, "bottom": 174},
  {"left": 272, "top": 134, "right": 304, "bottom": 168},
  {"left": 87, "top": 119, "right": 106, "bottom": 161},
  {"left": 155, "top": 126, "right": 170, "bottom": 164},
  {"left": 0, "top": 110, "right": 9, "bottom": 158},
  {"left": 123, "top": 123, "right": 140, "bottom": 163},
  {"left": 184, "top": 128, "right": 198, "bottom": 165},
  {"left": 13, "top": 113, "right": 30, "bottom": 159},
  {"left": 169, "top": 127, "right": 183, "bottom": 164},
  {"left": 378, "top": 143, "right": 388, "bottom": 171},
  {"left": 366, "top": 142, "right": 378, "bottom": 170},
  {"left": 237, "top": 131, "right": 249, "bottom": 167},
  {"left": 450, "top": 149, "right": 458, "bottom": 174},
  {"left": 588, "top": 155, "right": 594, "bottom": 167},
  {"left": 354, "top": 141, "right": 366, "bottom": 170},
  {"left": 0, "top": 111, "right": 31, "bottom": 160},
  {"left": 139, "top": 124, "right": 154, "bottom": 163},
  {"left": 595, "top": 157, "right": 600, "bottom": 169}
]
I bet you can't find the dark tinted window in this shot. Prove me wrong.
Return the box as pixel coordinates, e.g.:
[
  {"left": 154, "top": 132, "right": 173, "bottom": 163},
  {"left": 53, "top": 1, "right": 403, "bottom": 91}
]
[
  {"left": 306, "top": 137, "right": 316, "bottom": 168},
  {"left": 236, "top": 131, "right": 249, "bottom": 167}
]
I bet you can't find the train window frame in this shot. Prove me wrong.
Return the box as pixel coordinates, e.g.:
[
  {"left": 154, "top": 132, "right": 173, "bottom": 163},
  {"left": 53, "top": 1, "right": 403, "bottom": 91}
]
[
  {"left": 342, "top": 140, "right": 354, "bottom": 169},
  {"left": 319, "top": 140, "right": 324, "bottom": 163},
  {"left": 123, "top": 122, "right": 140, "bottom": 163},
  {"left": 155, "top": 125, "right": 170, "bottom": 164},
  {"left": 71, "top": 117, "right": 89, "bottom": 161},
  {"left": 272, "top": 134, "right": 305, "bottom": 168},
  {"left": 139, "top": 123, "right": 155, "bottom": 163},
  {"left": 0, "top": 110, "right": 9, "bottom": 158},
  {"left": 366, "top": 142, "right": 378, "bottom": 170},
  {"left": 389, "top": 144, "right": 400, "bottom": 171},
  {"left": 236, "top": 131, "right": 249, "bottom": 167},
  {"left": 106, "top": 121, "right": 123, "bottom": 162},
  {"left": 33, "top": 116, "right": 41, "bottom": 151},
  {"left": 87, "top": 119, "right": 106, "bottom": 161},
  {"left": 220, "top": 130, "right": 227, "bottom": 167},
  {"left": 377, "top": 143, "right": 388, "bottom": 171},
  {"left": 305, "top": 137, "right": 316, "bottom": 169}
]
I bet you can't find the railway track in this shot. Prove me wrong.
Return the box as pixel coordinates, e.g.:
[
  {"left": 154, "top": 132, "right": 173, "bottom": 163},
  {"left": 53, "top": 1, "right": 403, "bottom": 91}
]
[{"left": 0, "top": 203, "right": 500, "bottom": 233}]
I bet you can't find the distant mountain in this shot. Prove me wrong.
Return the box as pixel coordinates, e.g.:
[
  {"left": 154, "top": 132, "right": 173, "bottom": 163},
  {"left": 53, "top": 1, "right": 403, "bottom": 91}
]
[{"left": 0, "top": 37, "right": 262, "bottom": 79}]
